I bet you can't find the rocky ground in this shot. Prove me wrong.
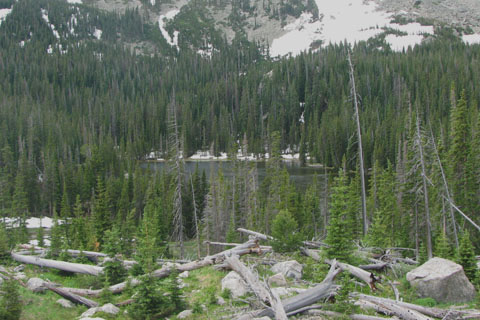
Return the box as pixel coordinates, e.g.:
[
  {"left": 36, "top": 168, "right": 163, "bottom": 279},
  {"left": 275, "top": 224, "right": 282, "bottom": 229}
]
[{"left": 375, "top": 0, "right": 480, "bottom": 32}]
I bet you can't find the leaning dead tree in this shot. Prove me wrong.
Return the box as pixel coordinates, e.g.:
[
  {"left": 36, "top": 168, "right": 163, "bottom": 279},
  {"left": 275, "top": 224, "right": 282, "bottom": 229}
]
[
  {"left": 429, "top": 127, "right": 459, "bottom": 249},
  {"left": 348, "top": 51, "right": 368, "bottom": 236}
]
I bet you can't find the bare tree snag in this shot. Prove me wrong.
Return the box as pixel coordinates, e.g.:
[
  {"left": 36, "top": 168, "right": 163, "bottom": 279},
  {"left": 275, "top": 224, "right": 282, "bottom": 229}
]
[
  {"left": 11, "top": 253, "right": 103, "bottom": 276},
  {"left": 225, "top": 255, "right": 287, "bottom": 320},
  {"left": 348, "top": 51, "right": 368, "bottom": 236},
  {"left": 415, "top": 105, "right": 433, "bottom": 259}
]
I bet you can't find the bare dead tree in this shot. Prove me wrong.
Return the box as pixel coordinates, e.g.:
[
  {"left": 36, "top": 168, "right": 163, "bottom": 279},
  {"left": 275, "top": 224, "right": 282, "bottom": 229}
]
[
  {"left": 168, "top": 90, "right": 185, "bottom": 258},
  {"left": 190, "top": 174, "right": 201, "bottom": 259},
  {"left": 429, "top": 127, "right": 459, "bottom": 249},
  {"left": 414, "top": 106, "right": 432, "bottom": 260},
  {"left": 348, "top": 52, "right": 368, "bottom": 236}
]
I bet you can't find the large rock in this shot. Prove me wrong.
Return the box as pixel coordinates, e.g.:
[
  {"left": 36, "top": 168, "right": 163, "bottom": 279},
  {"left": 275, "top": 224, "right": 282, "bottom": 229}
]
[
  {"left": 26, "top": 277, "right": 47, "bottom": 293},
  {"left": 56, "top": 298, "right": 74, "bottom": 308},
  {"left": 80, "top": 303, "right": 120, "bottom": 318},
  {"left": 177, "top": 309, "right": 193, "bottom": 319},
  {"left": 221, "top": 271, "right": 249, "bottom": 298},
  {"left": 406, "top": 257, "right": 476, "bottom": 303},
  {"left": 271, "top": 260, "right": 303, "bottom": 280},
  {"left": 268, "top": 273, "right": 287, "bottom": 287}
]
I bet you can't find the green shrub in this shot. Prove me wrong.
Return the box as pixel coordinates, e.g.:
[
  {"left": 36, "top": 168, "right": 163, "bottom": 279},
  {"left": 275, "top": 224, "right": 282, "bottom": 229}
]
[
  {"left": 271, "top": 209, "right": 303, "bottom": 253},
  {"left": 414, "top": 297, "right": 437, "bottom": 307},
  {"left": 0, "top": 279, "right": 22, "bottom": 320}
]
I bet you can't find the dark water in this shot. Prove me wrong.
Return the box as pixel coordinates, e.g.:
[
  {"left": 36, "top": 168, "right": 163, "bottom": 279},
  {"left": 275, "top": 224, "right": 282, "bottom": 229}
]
[{"left": 142, "top": 160, "right": 327, "bottom": 190}]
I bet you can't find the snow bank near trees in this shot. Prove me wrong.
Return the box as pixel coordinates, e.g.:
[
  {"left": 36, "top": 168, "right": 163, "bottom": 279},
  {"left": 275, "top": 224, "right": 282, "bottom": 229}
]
[{"left": 270, "top": 0, "right": 435, "bottom": 56}]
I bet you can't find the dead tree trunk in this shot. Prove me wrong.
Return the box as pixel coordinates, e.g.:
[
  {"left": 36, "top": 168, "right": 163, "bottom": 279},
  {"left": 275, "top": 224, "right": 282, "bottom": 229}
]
[
  {"left": 225, "top": 255, "right": 287, "bottom": 320},
  {"left": 430, "top": 128, "right": 459, "bottom": 248},
  {"left": 348, "top": 52, "right": 368, "bottom": 236},
  {"left": 238, "top": 260, "right": 341, "bottom": 319},
  {"left": 45, "top": 283, "right": 98, "bottom": 308},
  {"left": 415, "top": 108, "right": 433, "bottom": 260},
  {"left": 11, "top": 253, "right": 103, "bottom": 276}
]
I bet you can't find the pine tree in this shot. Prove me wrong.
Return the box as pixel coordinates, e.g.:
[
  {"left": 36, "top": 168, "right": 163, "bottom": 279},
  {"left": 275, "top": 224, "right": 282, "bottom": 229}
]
[
  {"left": 0, "top": 223, "right": 9, "bottom": 262},
  {"left": 325, "top": 168, "right": 354, "bottom": 262},
  {"left": 435, "top": 231, "right": 452, "bottom": 259},
  {"left": 93, "top": 177, "right": 111, "bottom": 247},
  {"left": 0, "top": 279, "right": 22, "bottom": 320},
  {"left": 49, "top": 210, "right": 62, "bottom": 257},
  {"left": 457, "top": 231, "right": 477, "bottom": 282},
  {"left": 271, "top": 209, "right": 302, "bottom": 252},
  {"left": 449, "top": 89, "right": 470, "bottom": 209}
]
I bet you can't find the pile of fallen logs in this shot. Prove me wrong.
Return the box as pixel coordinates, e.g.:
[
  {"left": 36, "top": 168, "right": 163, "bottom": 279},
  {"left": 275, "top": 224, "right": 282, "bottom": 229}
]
[{"left": 8, "top": 228, "right": 480, "bottom": 320}]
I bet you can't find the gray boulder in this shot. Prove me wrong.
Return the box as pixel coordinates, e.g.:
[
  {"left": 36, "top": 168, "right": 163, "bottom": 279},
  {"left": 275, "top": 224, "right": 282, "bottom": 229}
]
[
  {"left": 221, "top": 271, "right": 249, "bottom": 298},
  {"left": 177, "top": 309, "right": 193, "bottom": 319},
  {"left": 80, "top": 303, "right": 120, "bottom": 318},
  {"left": 271, "top": 260, "right": 303, "bottom": 280},
  {"left": 26, "top": 277, "right": 47, "bottom": 293},
  {"left": 406, "top": 257, "right": 476, "bottom": 303},
  {"left": 268, "top": 273, "right": 287, "bottom": 287},
  {"left": 56, "top": 298, "right": 74, "bottom": 308}
]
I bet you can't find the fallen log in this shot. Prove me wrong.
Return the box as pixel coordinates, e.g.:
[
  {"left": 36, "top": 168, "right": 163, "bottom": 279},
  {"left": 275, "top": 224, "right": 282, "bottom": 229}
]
[
  {"left": 65, "top": 239, "right": 266, "bottom": 298},
  {"left": 237, "top": 259, "right": 341, "bottom": 319},
  {"left": 18, "top": 244, "right": 108, "bottom": 261},
  {"left": 308, "top": 309, "right": 396, "bottom": 320},
  {"left": 45, "top": 283, "right": 98, "bottom": 308},
  {"left": 11, "top": 253, "right": 103, "bottom": 276},
  {"left": 359, "top": 262, "right": 389, "bottom": 271},
  {"left": 354, "top": 293, "right": 480, "bottom": 319},
  {"left": 237, "top": 228, "right": 274, "bottom": 241},
  {"left": 325, "top": 259, "right": 379, "bottom": 290},
  {"left": 225, "top": 255, "right": 287, "bottom": 320}
]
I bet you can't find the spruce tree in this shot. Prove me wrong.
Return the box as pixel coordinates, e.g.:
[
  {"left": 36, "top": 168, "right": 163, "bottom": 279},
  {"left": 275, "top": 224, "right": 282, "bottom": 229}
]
[
  {"left": 325, "top": 168, "right": 354, "bottom": 262},
  {"left": 0, "top": 279, "right": 22, "bottom": 320},
  {"left": 435, "top": 231, "right": 452, "bottom": 259},
  {"left": 93, "top": 177, "right": 111, "bottom": 247},
  {"left": 457, "top": 231, "right": 477, "bottom": 282},
  {"left": 271, "top": 209, "right": 302, "bottom": 252}
]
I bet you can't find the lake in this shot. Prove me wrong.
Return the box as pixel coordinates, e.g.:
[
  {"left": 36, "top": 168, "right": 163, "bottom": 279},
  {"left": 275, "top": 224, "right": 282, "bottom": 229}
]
[{"left": 142, "top": 160, "right": 327, "bottom": 190}]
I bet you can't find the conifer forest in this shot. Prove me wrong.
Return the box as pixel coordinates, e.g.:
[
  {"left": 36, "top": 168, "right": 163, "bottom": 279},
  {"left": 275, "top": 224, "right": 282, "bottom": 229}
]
[{"left": 1, "top": 0, "right": 480, "bottom": 319}]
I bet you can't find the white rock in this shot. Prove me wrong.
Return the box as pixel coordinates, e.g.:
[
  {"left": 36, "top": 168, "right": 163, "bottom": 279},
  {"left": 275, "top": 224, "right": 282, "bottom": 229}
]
[
  {"left": 179, "top": 271, "right": 189, "bottom": 278},
  {"left": 81, "top": 308, "right": 99, "bottom": 318},
  {"left": 406, "top": 257, "right": 476, "bottom": 303},
  {"left": 253, "top": 317, "right": 271, "bottom": 320},
  {"left": 100, "top": 303, "right": 120, "bottom": 315},
  {"left": 56, "top": 298, "right": 74, "bottom": 308},
  {"left": 216, "top": 296, "right": 226, "bottom": 305},
  {"left": 79, "top": 318, "right": 105, "bottom": 320},
  {"left": 221, "top": 271, "right": 249, "bottom": 298},
  {"left": 271, "top": 260, "right": 303, "bottom": 280},
  {"left": 26, "top": 277, "right": 47, "bottom": 293},
  {"left": 177, "top": 309, "right": 193, "bottom": 319},
  {"left": 268, "top": 273, "right": 287, "bottom": 286},
  {"left": 13, "top": 272, "right": 27, "bottom": 280}
]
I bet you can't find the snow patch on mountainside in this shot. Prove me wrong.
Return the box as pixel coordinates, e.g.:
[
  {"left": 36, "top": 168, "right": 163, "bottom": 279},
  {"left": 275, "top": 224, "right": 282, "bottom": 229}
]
[
  {"left": 0, "top": 7, "right": 12, "bottom": 25},
  {"left": 41, "top": 9, "right": 61, "bottom": 39},
  {"left": 93, "top": 27, "right": 102, "bottom": 39},
  {"left": 67, "top": 0, "right": 83, "bottom": 4},
  {"left": 159, "top": 9, "right": 180, "bottom": 49},
  {"left": 270, "top": 0, "right": 435, "bottom": 56}
]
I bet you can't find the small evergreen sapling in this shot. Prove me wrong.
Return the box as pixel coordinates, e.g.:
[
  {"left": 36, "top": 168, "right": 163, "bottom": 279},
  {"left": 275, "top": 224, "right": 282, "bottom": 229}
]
[
  {"left": 457, "top": 231, "right": 477, "bottom": 282},
  {"left": 271, "top": 209, "right": 303, "bottom": 252}
]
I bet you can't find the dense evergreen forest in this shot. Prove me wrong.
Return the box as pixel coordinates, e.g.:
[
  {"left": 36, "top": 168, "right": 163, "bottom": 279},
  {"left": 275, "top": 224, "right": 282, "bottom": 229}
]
[{"left": 1, "top": 0, "right": 480, "bottom": 277}]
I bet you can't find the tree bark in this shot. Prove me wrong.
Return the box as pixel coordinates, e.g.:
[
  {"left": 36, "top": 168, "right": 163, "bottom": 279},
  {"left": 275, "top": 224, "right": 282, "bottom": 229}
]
[
  {"left": 238, "top": 259, "right": 341, "bottom": 319},
  {"left": 11, "top": 253, "right": 103, "bottom": 276},
  {"left": 348, "top": 52, "right": 368, "bottom": 236},
  {"left": 225, "top": 255, "right": 287, "bottom": 320},
  {"left": 45, "top": 283, "right": 98, "bottom": 308}
]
